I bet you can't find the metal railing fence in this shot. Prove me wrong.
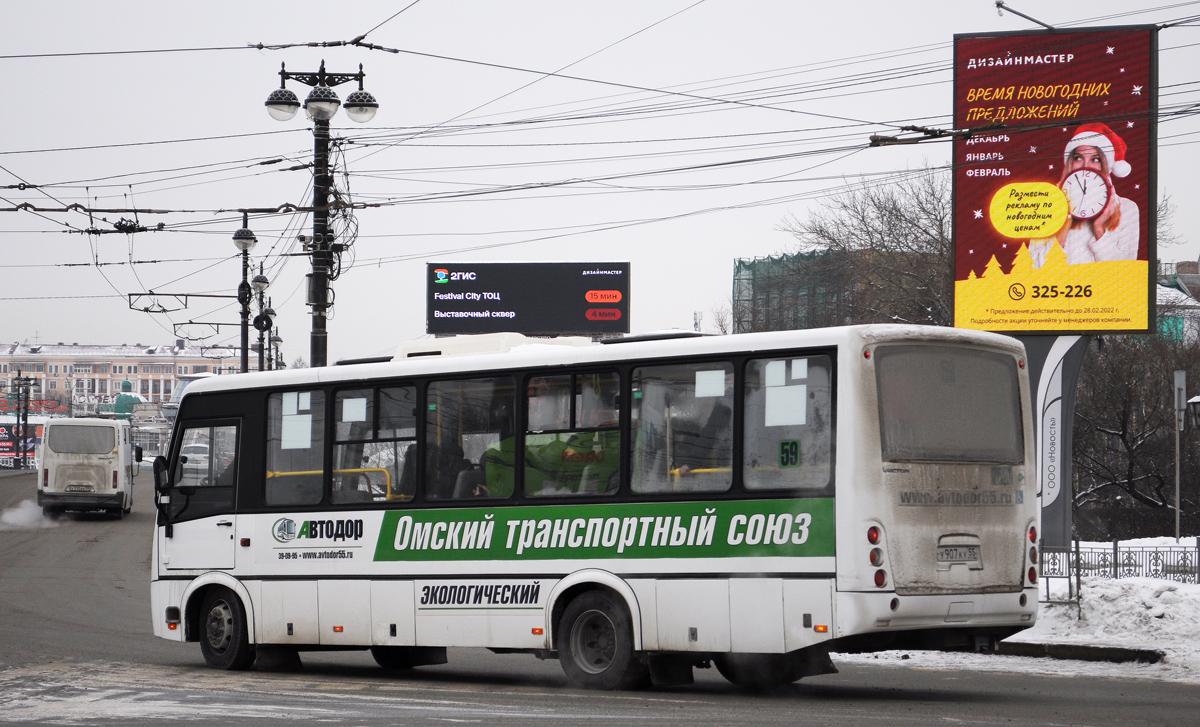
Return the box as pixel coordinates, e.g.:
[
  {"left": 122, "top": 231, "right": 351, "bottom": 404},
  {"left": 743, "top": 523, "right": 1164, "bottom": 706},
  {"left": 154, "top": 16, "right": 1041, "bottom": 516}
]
[{"left": 1040, "top": 540, "right": 1200, "bottom": 605}]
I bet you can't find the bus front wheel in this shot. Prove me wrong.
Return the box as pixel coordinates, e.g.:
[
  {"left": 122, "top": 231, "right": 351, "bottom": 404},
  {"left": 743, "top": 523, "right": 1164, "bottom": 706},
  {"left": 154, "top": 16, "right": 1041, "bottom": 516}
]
[
  {"left": 557, "top": 591, "right": 649, "bottom": 690},
  {"left": 199, "top": 587, "right": 256, "bottom": 670}
]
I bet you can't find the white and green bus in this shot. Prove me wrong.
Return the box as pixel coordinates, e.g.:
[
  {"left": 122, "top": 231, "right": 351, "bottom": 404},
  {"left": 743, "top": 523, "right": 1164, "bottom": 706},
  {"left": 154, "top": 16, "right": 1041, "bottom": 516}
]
[{"left": 150, "top": 324, "right": 1039, "bottom": 689}]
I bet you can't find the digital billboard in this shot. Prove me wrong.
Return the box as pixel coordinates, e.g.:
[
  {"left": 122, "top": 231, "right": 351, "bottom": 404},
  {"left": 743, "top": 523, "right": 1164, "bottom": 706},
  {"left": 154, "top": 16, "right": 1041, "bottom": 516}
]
[
  {"left": 953, "top": 26, "right": 1157, "bottom": 333},
  {"left": 426, "top": 262, "right": 630, "bottom": 335}
]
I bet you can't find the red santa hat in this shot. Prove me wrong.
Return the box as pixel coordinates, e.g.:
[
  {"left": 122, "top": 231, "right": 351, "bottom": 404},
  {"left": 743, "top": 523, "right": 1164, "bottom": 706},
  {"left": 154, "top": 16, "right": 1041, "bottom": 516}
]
[{"left": 1063, "top": 122, "right": 1131, "bottom": 178}]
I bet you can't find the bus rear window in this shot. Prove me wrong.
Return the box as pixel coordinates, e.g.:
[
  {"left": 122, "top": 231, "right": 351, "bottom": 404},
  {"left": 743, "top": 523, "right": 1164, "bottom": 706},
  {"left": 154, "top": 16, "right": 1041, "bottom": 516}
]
[
  {"left": 875, "top": 346, "right": 1023, "bottom": 464},
  {"left": 47, "top": 426, "right": 115, "bottom": 455}
]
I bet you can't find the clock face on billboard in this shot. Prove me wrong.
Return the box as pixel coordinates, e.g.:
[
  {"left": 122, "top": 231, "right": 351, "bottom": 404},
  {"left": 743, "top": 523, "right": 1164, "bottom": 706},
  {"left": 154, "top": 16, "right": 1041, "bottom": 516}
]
[{"left": 1062, "top": 169, "right": 1111, "bottom": 220}]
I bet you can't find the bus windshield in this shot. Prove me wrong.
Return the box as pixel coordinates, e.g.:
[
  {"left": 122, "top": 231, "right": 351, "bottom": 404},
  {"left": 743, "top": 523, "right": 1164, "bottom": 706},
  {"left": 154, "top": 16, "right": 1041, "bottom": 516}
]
[
  {"left": 875, "top": 345, "right": 1024, "bottom": 464},
  {"left": 47, "top": 425, "right": 116, "bottom": 455}
]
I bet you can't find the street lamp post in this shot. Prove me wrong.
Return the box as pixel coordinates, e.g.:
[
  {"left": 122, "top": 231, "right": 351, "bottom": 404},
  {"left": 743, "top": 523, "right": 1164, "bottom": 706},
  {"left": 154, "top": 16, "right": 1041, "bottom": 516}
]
[
  {"left": 12, "top": 369, "right": 35, "bottom": 469},
  {"left": 264, "top": 60, "right": 379, "bottom": 368},
  {"left": 232, "top": 213, "right": 257, "bottom": 373},
  {"left": 270, "top": 330, "right": 283, "bottom": 371},
  {"left": 251, "top": 268, "right": 275, "bottom": 372}
]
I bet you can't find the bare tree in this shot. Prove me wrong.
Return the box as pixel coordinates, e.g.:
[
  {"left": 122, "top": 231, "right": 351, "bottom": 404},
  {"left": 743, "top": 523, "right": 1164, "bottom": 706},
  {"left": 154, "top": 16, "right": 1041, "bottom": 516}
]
[
  {"left": 777, "top": 168, "right": 953, "bottom": 327},
  {"left": 709, "top": 299, "right": 733, "bottom": 335},
  {"left": 1158, "top": 193, "right": 1182, "bottom": 248},
  {"left": 1072, "top": 327, "right": 1200, "bottom": 540}
]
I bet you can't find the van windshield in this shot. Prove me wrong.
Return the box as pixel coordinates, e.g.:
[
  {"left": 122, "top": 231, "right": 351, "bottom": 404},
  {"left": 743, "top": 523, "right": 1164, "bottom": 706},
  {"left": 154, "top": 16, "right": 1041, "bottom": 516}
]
[{"left": 47, "top": 425, "right": 116, "bottom": 455}]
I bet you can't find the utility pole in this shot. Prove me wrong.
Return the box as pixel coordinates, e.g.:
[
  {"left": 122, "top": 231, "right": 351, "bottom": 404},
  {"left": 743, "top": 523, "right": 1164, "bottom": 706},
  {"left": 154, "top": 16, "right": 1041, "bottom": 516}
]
[
  {"left": 264, "top": 61, "right": 379, "bottom": 367},
  {"left": 13, "top": 369, "right": 35, "bottom": 469},
  {"left": 310, "top": 115, "right": 333, "bottom": 368}
]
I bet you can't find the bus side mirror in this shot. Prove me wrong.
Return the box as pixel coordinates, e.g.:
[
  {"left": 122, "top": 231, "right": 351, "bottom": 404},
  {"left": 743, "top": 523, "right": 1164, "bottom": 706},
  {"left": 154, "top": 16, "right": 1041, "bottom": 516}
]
[
  {"left": 153, "top": 455, "right": 170, "bottom": 492},
  {"left": 135, "top": 445, "right": 144, "bottom": 463}
]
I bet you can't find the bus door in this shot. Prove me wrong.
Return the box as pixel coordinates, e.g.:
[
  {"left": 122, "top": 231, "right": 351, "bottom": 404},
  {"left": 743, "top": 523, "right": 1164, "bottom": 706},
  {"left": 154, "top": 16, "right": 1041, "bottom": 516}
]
[{"left": 159, "top": 420, "right": 240, "bottom": 570}]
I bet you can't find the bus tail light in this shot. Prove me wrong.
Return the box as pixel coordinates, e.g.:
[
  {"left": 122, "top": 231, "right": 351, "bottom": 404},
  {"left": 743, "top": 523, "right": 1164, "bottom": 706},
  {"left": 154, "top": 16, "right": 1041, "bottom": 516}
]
[
  {"left": 1029, "top": 546, "right": 1038, "bottom": 563},
  {"left": 1027, "top": 567, "right": 1038, "bottom": 584},
  {"left": 869, "top": 548, "right": 884, "bottom": 566},
  {"left": 874, "top": 569, "right": 887, "bottom": 587},
  {"left": 1028, "top": 525, "right": 1037, "bottom": 543},
  {"left": 43, "top": 469, "right": 48, "bottom": 488},
  {"left": 867, "top": 526, "right": 881, "bottom": 545},
  {"left": 113, "top": 471, "right": 118, "bottom": 489}
]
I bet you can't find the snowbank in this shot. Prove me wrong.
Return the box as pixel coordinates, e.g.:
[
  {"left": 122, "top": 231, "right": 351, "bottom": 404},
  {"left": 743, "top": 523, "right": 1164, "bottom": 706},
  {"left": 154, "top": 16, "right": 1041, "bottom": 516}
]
[{"left": 836, "top": 577, "right": 1200, "bottom": 683}]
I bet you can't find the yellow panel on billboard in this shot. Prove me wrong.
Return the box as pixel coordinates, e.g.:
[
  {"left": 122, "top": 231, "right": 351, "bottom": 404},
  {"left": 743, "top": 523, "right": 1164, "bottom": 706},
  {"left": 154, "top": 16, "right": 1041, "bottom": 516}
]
[{"left": 955, "top": 242, "right": 1148, "bottom": 331}]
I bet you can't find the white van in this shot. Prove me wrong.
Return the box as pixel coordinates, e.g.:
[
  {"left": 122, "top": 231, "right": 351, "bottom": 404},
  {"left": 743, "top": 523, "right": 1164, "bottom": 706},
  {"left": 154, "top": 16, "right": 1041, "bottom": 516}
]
[{"left": 37, "top": 418, "right": 141, "bottom": 517}]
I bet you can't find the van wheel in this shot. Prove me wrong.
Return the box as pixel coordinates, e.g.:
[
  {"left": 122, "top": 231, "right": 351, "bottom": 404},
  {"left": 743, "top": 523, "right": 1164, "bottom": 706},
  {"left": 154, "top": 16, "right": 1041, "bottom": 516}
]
[
  {"left": 714, "top": 653, "right": 804, "bottom": 690},
  {"left": 199, "top": 587, "right": 256, "bottom": 670},
  {"left": 557, "top": 591, "right": 649, "bottom": 690}
]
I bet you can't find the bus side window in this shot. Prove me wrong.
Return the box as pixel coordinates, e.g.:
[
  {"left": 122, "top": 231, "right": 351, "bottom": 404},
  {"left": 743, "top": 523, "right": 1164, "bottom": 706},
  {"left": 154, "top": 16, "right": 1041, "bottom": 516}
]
[
  {"left": 743, "top": 355, "right": 833, "bottom": 492},
  {"left": 266, "top": 391, "right": 325, "bottom": 507},
  {"left": 525, "top": 372, "right": 621, "bottom": 498},
  {"left": 631, "top": 362, "right": 734, "bottom": 494},
  {"left": 332, "top": 386, "right": 417, "bottom": 504},
  {"left": 425, "top": 377, "right": 515, "bottom": 500}
]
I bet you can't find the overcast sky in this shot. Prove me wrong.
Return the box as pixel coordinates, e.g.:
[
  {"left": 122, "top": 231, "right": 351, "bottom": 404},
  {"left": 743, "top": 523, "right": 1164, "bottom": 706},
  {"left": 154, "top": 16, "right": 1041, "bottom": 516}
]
[{"left": 3, "top": 1, "right": 1199, "bottom": 364}]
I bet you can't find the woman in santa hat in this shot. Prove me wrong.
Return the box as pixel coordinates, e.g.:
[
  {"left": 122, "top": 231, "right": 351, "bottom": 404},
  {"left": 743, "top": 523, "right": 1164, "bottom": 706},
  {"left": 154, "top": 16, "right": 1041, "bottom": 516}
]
[{"left": 1028, "top": 122, "right": 1139, "bottom": 268}]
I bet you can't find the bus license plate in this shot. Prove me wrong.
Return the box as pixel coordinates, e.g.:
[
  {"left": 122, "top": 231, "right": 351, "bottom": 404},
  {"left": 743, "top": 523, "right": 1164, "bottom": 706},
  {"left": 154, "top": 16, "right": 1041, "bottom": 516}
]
[{"left": 937, "top": 545, "right": 979, "bottom": 563}]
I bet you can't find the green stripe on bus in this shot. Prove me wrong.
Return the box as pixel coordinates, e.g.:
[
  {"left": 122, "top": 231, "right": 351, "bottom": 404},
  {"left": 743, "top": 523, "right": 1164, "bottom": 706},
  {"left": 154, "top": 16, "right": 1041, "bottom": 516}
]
[{"left": 372, "top": 498, "right": 834, "bottom": 562}]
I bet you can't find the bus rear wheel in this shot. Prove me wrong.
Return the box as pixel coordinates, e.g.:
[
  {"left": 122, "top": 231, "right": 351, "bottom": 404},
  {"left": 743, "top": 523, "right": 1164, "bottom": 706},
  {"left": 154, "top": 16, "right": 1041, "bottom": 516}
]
[
  {"left": 557, "top": 591, "right": 649, "bottom": 690},
  {"left": 199, "top": 587, "right": 255, "bottom": 670}
]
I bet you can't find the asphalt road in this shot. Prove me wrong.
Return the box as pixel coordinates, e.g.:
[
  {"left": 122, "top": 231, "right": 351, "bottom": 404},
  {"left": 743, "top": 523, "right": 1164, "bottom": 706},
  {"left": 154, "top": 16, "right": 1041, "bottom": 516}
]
[{"left": 1, "top": 469, "right": 1198, "bottom": 726}]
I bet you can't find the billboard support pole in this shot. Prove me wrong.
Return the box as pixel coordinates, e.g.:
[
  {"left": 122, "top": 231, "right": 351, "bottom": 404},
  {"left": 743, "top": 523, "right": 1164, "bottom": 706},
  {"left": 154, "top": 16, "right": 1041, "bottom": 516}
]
[{"left": 1015, "top": 335, "right": 1090, "bottom": 548}]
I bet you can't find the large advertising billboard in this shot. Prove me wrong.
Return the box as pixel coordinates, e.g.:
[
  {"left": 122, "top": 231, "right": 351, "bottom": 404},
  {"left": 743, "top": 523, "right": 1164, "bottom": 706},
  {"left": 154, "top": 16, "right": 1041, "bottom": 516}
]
[
  {"left": 0, "top": 422, "right": 41, "bottom": 466},
  {"left": 953, "top": 27, "right": 1157, "bottom": 333},
  {"left": 426, "top": 262, "right": 630, "bottom": 336}
]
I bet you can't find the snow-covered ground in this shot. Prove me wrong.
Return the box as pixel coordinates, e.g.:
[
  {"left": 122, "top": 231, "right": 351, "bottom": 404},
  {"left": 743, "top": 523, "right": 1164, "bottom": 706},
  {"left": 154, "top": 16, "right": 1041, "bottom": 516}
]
[{"left": 838, "top": 537, "right": 1200, "bottom": 684}]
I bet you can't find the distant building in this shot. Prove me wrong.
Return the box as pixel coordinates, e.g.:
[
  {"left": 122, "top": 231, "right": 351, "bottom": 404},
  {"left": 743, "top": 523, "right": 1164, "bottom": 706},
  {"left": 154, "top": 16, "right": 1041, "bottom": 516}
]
[
  {"left": 0, "top": 339, "right": 237, "bottom": 416},
  {"left": 1157, "top": 261, "right": 1200, "bottom": 342},
  {"left": 732, "top": 250, "right": 856, "bottom": 334}
]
